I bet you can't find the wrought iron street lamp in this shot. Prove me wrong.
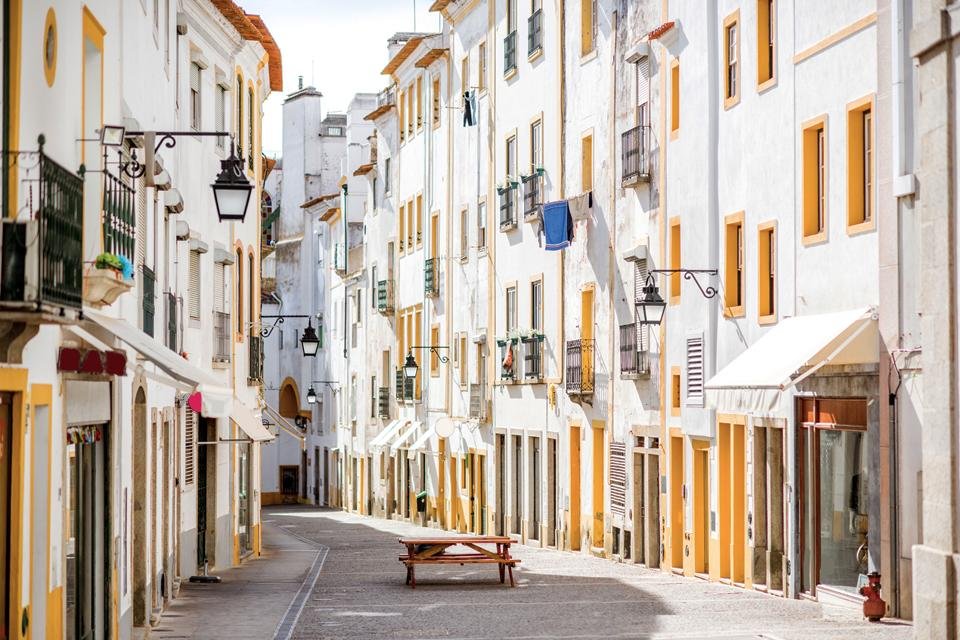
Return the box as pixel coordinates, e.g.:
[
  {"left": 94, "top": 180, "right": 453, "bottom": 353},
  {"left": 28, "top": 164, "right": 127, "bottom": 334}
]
[
  {"left": 636, "top": 269, "right": 718, "bottom": 326},
  {"left": 260, "top": 314, "right": 322, "bottom": 358},
  {"left": 211, "top": 140, "right": 253, "bottom": 222},
  {"left": 306, "top": 380, "right": 340, "bottom": 404},
  {"left": 402, "top": 346, "right": 450, "bottom": 379}
]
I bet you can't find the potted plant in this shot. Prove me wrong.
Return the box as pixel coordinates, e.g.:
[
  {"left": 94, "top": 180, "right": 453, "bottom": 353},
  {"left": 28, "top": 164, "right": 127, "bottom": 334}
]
[{"left": 83, "top": 252, "right": 134, "bottom": 307}]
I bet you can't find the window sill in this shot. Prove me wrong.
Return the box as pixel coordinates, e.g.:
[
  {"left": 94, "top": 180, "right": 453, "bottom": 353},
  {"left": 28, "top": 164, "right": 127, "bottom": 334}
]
[
  {"left": 670, "top": 408, "right": 681, "bottom": 418},
  {"left": 504, "top": 68, "right": 518, "bottom": 82},
  {"left": 723, "top": 305, "right": 745, "bottom": 319},
  {"left": 846, "top": 219, "right": 875, "bottom": 236},
  {"left": 212, "top": 360, "right": 230, "bottom": 370},
  {"left": 801, "top": 231, "right": 828, "bottom": 247},
  {"left": 757, "top": 76, "right": 777, "bottom": 93},
  {"left": 758, "top": 313, "right": 778, "bottom": 326},
  {"left": 669, "top": 295, "right": 681, "bottom": 306},
  {"left": 670, "top": 129, "right": 680, "bottom": 141},
  {"left": 528, "top": 47, "right": 544, "bottom": 64},
  {"left": 580, "top": 49, "right": 598, "bottom": 65},
  {"left": 723, "top": 93, "right": 740, "bottom": 110},
  {"left": 478, "top": 247, "right": 488, "bottom": 258}
]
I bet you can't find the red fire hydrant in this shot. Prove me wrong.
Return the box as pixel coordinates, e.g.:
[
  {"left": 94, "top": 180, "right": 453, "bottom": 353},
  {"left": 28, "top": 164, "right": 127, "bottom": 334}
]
[{"left": 859, "top": 572, "right": 886, "bottom": 622}]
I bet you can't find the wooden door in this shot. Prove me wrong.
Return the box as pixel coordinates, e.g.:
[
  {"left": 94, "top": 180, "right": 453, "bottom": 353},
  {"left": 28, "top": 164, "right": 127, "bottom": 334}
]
[
  {"left": 670, "top": 435, "right": 684, "bottom": 568},
  {"left": 591, "top": 423, "right": 605, "bottom": 548},
  {"left": 693, "top": 445, "right": 709, "bottom": 574},
  {"left": 569, "top": 425, "right": 581, "bottom": 550}
]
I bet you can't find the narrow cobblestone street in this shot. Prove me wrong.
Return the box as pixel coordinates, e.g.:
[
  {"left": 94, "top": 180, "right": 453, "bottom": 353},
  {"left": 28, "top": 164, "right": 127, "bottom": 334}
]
[{"left": 218, "top": 506, "right": 909, "bottom": 640}]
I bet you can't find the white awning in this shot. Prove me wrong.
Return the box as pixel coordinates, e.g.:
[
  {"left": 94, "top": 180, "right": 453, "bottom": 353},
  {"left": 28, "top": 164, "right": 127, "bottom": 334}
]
[
  {"left": 705, "top": 307, "right": 878, "bottom": 415},
  {"left": 84, "top": 308, "right": 222, "bottom": 389},
  {"left": 370, "top": 419, "right": 407, "bottom": 449},
  {"left": 407, "top": 422, "right": 435, "bottom": 458},
  {"left": 230, "top": 399, "right": 274, "bottom": 442},
  {"left": 449, "top": 425, "right": 478, "bottom": 457},
  {"left": 390, "top": 420, "right": 421, "bottom": 455},
  {"left": 262, "top": 403, "right": 305, "bottom": 442}
]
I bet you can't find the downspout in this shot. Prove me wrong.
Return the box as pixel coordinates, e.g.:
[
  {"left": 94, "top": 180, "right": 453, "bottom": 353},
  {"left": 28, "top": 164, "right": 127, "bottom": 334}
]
[
  {"left": 342, "top": 183, "right": 348, "bottom": 361},
  {"left": 558, "top": 0, "right": 567, "bottom": 419},
  {"left": 657, "top": 0, "right": 669, "bottom": 573},
  {"left": 606, "top": 8, "right": 619, "bottom": 480}
]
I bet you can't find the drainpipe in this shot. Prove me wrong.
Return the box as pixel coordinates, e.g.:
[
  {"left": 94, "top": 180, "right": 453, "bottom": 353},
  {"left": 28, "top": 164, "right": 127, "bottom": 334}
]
[
  {"left": 606, "top": 7, "right": 619, "bottom": 505},
  {"left": 342, "top": 183, "right": 348, "bottom": 361}
]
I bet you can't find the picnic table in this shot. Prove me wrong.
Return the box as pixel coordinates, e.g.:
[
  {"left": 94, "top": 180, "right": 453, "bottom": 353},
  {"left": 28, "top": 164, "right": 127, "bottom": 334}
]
[{"left": 398, "top": 536, "right": 519, "bottom": 588}]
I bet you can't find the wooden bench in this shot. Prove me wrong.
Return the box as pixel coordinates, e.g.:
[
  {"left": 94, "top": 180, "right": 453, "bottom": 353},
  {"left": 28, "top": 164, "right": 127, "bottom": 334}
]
[{"left": 398, "top": 536, "right": 520, "bottom": 588}]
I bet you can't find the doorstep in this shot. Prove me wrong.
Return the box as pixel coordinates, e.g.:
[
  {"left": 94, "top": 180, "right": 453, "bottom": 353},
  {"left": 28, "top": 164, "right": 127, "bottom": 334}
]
[{"left": 817, "top": 583, "right": 866, "bottom": 610}]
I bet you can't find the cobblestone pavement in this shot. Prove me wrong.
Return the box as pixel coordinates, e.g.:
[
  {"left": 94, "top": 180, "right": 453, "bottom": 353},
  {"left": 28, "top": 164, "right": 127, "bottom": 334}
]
[{"left": 265, "top": 506, "right": 912, "bottom": 640}]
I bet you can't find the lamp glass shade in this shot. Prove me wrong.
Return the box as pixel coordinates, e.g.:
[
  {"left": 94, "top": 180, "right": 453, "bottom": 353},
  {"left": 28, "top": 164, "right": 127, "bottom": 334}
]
[
  {"left": 306, "top": 387, "right": 317, "bottom": 404},
  {"left": 212, "top": 182, "right": 252, "bottom": 222},
  {"left": 637, "top": 285, "right": 667, "bottom": 325},
  {"left": 300, "top": 323, "right": 321, "bottom": 357},
  {"left": 403, "top": 352, "right": 419, "bottom": 379}
]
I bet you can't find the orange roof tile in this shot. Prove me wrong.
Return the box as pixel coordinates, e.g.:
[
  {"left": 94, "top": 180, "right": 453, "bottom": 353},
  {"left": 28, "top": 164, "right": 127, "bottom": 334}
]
[
  {"left": 353, "top": 163, "right": 375, "bottom": 176},
  {"left": 415, "top": 48, "right": 448, "bottom": 68},
  {"left": 382, "top": 37, "right": 426, "bottom": 75},
  {"left": 210, "top": 1, "right": 283, "bottom": 91},
  {"left": 300, "top": 192, "right": 340, "bottom": 209}
]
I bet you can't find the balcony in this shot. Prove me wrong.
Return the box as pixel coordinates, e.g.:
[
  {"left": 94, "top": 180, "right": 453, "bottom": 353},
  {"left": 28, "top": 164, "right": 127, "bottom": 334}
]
[
  {"left": 619, "top": 322, "right": 650, "bottom": 378},
  {"left": 248, "top": 334, "right": 263, "bottom": 383},
  {"left": 621, "top": 124, "right": 651, "bottom": 186},
  {"left": 504, "top": 30, "right": 517, "bottom": 75},
  {"left": 522, "top": 336, "right": 544, "bottom": 381},
  {"left": 498, "top": 188, "right": 516, "bottom": 231},
  {"left": 165, "top": 293, "right": 178, "bottom": 352},
  {"left": 85, "top": 170, "right": 136, "bottom": 308},
  {"left": 424, "top": 257, "right": 439, "bottom": 297},
  {"left": 522, "top": 174, "right": 542, "bottom": 221},
  {"left": 213, "top": 311, "right": 231, "bottom": 363},
  {"left": 378, "top": 387, "right": 390, "bottom": 419},
  {"left": 141, "top": 266, "right": 155, "bottom": 337},
  {"left": 566, "top": 339, "right": 596, "bottom": 397},
  {"left": 0, "top": 142, "right": 84, "bottom": 320},
  {"left": 377, "top": 279, "right": 395, "bottom": 313},
  {"left": 528, "top": 10, "right": 543, "bottom": 56},
  {"left": 469, "top": 383, "right": 486, "bottom": 421},
  {"left": 364, "top": 86, "right": 396, "bottom": 121}
]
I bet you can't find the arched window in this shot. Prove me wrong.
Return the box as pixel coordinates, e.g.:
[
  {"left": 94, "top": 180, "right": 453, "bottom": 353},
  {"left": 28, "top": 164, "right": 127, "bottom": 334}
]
[
  {"left": 236, "top": 74, "right": 244, "bottom": 158},
  {"left": 235, "top": 248, "right": 244, "bottom": 335},
  {"left": 248, "top": 252, "right": 255, "bottom": 335},
  {"left": 279, "top": 381, "right": 298, "bottom": 418},
  {"left": 247, "top": 86, "right": 255, "bottom": 170}
]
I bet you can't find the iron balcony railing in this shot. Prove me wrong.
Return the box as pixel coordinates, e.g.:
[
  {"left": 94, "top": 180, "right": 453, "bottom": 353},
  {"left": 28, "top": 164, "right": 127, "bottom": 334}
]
[
  {"left": 522, "top": 336, "right": 544, "bottom": 380},
  {"left": 102, "top": 169, "right": 135, "bottom": 262},
  {"left": 504, "top": 30, "right": 518, "bottom": 74},
  {"left": 522, "top": 174, "right": 541, "bottom": 220},
  {"left": 377, "top": 85, "right": 396, "bottom": 110},
  {"left": 621, "top": 124, "right": 651, "bottom": 185},
  {"left": 377, "top": 278, "right": 395, "bottom": 313},
  {"left": 248, "top": 334, "right": 264, "bottom": 383},
  {"left": 0, "top": 141, "right": 84, "bottom": 311},
  {"left": 619, "top": 322, "right": 650, "bottom": 377},
  {"left": 213, "top": 311, "right": 231, "bottom": 362},
  {"left": 424, "top": 258, "right": 439, "bottom": 297},
  {"left": 499, "top": 188, "right": 516, "bottom": 230},
  {"left": 378, "top": 387, "right": 390, "bottom": 419},
  {"left": 166, "top": 292, "right": 178, "bottom": 351},
  {"left": 469, "top": 384, "right": 486, "bottom": 420},
  {"left": 141, "top": 265, "right": 156, "bottom": 337},
  {"left": 566, "top": 339, "right": 596, "bottom": 396},
  {"left": 394, "top": 369, "right": 414, "bottom": 402},
  {"left": 528, "top": 10, "right": 543, "bottom": 56}
]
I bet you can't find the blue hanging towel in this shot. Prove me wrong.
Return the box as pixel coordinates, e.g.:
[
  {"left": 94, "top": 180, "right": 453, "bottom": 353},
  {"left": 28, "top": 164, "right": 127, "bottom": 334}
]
[{"left": 542, "top": 200, "right": 573, "bottom": 251}]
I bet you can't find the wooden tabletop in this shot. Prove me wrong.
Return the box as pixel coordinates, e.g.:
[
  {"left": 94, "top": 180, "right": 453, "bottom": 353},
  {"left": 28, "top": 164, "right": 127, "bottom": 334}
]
[{"left": 399, "top": 536, "right": 513, "bottom": 545}]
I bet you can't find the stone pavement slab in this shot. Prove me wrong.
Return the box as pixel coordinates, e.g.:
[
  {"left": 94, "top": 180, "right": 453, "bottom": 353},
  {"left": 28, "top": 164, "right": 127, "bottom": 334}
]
[
  {"left": 151, "top": 520, "right": 319, "bottom": 640},
  {"left": 265, "top": 507, "right": 912, "bottom": 640}
]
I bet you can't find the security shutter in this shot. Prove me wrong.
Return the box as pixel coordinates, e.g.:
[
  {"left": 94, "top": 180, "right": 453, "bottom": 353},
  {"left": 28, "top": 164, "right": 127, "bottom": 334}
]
[
  {"left": 637, "top": 57, "right": 649, "bottom": 123},
  {"left": 214, "top": 263, "right": 225, "bottom": 313},
  {"left": 686, "top": 334, "right": 704, "bottom": 406},
  {"left": 188, "top": 250, "right": 201, "bottom": 320},
  {"left": 215, "top": 85, "right": 226, "bottom": 138},
  {"left": 633, "top": 259, "right": 649, "bottom": 352},
  {"left": 184, "top": 409, "right": 196, "bottom": 485},
  {"left": 609, "top": 441, "right": 627, "bottom": 516},
  {"left": 135, "top": 185, "right": 147, "bottom": 266}
]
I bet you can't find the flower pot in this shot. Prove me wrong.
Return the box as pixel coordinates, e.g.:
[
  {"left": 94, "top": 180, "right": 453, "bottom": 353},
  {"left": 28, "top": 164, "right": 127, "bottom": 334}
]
[{"left": 83, "top": 267, "right": 133, "bottom": 307}]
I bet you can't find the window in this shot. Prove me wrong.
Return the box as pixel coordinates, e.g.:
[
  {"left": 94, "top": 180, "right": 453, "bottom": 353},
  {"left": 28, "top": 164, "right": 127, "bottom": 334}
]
[
  {"left": 846, "top": 98, "right": 874, "bottom": 230},
  {"left": 506, "top": 286, "right": 517, "bottom": 332},
  {"left": 530, "top": 119, "right": 543, "bottom": 173},
  {"left": 399, "top": 202, "right": 406, "bottom": 253},
  {"left": 478, "top": 41, "right": 487, "bottom": 92},
  {"left": 461, "top": 56, "right": 469, "bottom": 96},
  {"left": 671, "top": 367, "right": 681, "bottom": 416},
  {"left": 414, "top": 308, "right": 422, "bottom": 399},
  {"left": 723, "top": 11, "right": 740, "bottom": 108},
  {"left": 371, "top": 265, "right": 378, "bottom": 309},
  {"left": 459, "top": 333, "right": 468, "bottom": 386},
  {"left": 431, "top": 325, "right": 441, "bottom": 376},
  {"left": 686, "top": 335, "right": 704, "bottom": 406},
  {"left": 407, "top": 85, "right": 414, "bottom": 136},
  {"left": 581, "top": 0, "right": 598, "bottom": 55},
  {"left": 432, "top": 77, "right": 441, "bottom": 127},
  {"left": 531, "top": 279, "right": 542, "bottom": 331},
  {"left": 507, "top": 0, "right": 516, "bottom": 31},
  {"left": 802, "top": 117, "right": 827, "bottom": 243},
  {"left": 636, "top": 55, "right": 650, "bottom": 124},
  {"left": 416, "top": 76, "right": 423, "bottom": 129},
  {"left": 190, "top": 62, "right": 202, "bottom": 130},
  {"left": 415, "top": 194, "right": 423, "bottom": 248},
  {"left": 669, "top": 217, "right": 681, "bottom": 302},
  {"left": 215, "top": 82, "right": 226, "bottom": 150},
  {"left": 670, "top": 59, "right": 680, "bottom": 136},
  {"left": 371, "top": 375, "right": 378, "bottom": 418},
  {"left": 757, "top": 0, "right": 775, "bottom": 86},
  {"left": 758, "top": 222, "right": 776, "bottom": 321},
  {"left": 372, "top": 177, "right": 378, "bottom": 210},
  {"left": 407, "top": 199, "right": 415, "bottom": 249},
  {"left": 248, "top": 87, "right": 255, "bottom": 169},
  {"left": 236, "top": 75, "right": 243, "bottom": 158},
  {"left": 384, "top": 157, "right": 391, "bottom": 193},
  {"left": 399, "top": 88, "right": 405, "bottom": 142},
  {"left": 248, "top": 253, "right": 255, "bottom": 331},
  {"left": 477, "top": 200, "right": 487, "bottom": 250},
  {"left": 188, "top": 249, "right": 201, "bottom": 321},
  {"left": 326, "top": 126, "right": 343, "bottom": 136},
  {"left": 581, "top": 133, "right": 593, "bottom": 192},
  {"left": 235, "top": 248, "right": 244, "bottom": 330},
  {"left": 460, "top": 208, "right": 469, "bottom": 258},
  {"left": 723, "top": 212, "right": 744, "bottom": 316}
]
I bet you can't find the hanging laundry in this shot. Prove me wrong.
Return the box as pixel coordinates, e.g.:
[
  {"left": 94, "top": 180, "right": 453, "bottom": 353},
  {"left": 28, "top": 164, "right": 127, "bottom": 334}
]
[
  {"left": 502, "top": 342, "right": 514, "bottom": 375},
  {"left": 462, "top": 90, "right": 478, "bottom": 127},
  {"left": 542, "top": 200, "right": 574, "bottom": 251},
  {"left": 569, "top": 190, "right": 593, "bottom": 221}
]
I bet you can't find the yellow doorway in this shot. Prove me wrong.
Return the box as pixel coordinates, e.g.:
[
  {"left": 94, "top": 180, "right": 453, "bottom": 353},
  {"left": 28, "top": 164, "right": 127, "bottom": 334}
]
[
  {"left": 717, "top": 417, "right": 747, "bottom": 583},
  {"left": 569, "top": 425, "right": 581, "bottom": 550},
  {"left": 581, "top": 287, "right": 595, "bottom": 386},
  {"left": 591, "top": 422, "right": 605, "bottom": 549},
  {"left": 692, "top": 442, "right": 710, "bottom": 575},
  {"left": 670, "top": 435, "right": 684, "bottom": 569}
]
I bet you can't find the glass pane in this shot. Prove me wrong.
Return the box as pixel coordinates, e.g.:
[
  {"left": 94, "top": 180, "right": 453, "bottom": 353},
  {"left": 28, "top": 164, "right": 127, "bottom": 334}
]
[
  {"left": 801, "top": 428, "right": 814, "bottom": 592},
  {"left": 817, "top": 429, "right": 869, "bottom": 590}
]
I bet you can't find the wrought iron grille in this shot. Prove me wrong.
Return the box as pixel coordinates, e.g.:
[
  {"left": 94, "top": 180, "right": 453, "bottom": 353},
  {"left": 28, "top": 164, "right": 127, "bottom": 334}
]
[
  {"left": 248, "top": 334, "right": 263, "bottom": 382},
  {"left": 499, "top": 189, "right": 516, "bottom": 230},
  {"left": 621, "top": 124, "right": 650, "bottom": 185},
  {"left": 424, "top": 258, "right": 438, "bottom": 297},
  {"left": 395, "top": 369, "right": 414, "bottom": 402},
  {"left": 504, "top": 30, "right": 517, "bottom": 74},
  {"left": 141, "top": 265, "right": 156, "bottom": 337},
  {"left": 213, "top": 311, "right": 231, "bottom": 362},
  {"left": 102, "top": 169, "right": 136, "bottom": 261},
  {"left": 378, "top": 387, "right": 390, "bottom": 419},
  {"left": 528, "top": 10, "right": 543, "bottom": 55},
  {"left": 523, "top": 175, "right": 541, "bottom": 219},
  {"left": 565, "top": 339, "right": 595, "bottom": 395},
  {"left": 377, "top": 279, "right": 395, "bottom": 313},
  {"left": 522, "top": 336, "right": 543, "bottom": 380},
  {"left": 166, "top": 292, "right": 178, "bottom": 351}
]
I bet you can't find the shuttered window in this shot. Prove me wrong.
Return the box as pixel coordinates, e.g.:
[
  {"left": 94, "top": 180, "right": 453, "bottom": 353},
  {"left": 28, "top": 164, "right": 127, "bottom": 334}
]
[
  {"left": 190, "top": 62, "right": 202, "bottom": 131},
  {"left": 215, "top": 84, "right": 226, "bottom": 149},
  {"left": 686, "top": 334, "right": 704, "bottom": 406},
  {"left": 188, "top": 250, "right": 201, "bottom": 320},
  {"left": 214, "top": 262, "right": 225, "bottom": 313},
  {"left": 184, "top": 409, "right": 196, "bottom": 485},
  {"left": 609, "top": 441, "right": 626, "bottom": 516},
  {"left": 633, "top": 259, "right": 649, "bottom": 351},
  {"left": 135, "top": 185, "right": 147, "bottom": 266},
  {"left": 636, "top": 56, "right": 649, "bottom": 124}
]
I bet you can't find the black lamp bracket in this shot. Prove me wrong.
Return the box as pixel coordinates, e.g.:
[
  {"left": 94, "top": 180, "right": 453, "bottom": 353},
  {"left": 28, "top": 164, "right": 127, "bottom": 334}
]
[
  {"left": 118, "top": 130, "right": 232, "bottom": 179},
  {"left": 410, "top": 345, "right": 450, "bottom": 364},
  {"left": 259, "top": 314, "right": 316, "bottom": 338},
  {"left": 646, "top": 269, "right": 719, "bottom": 299}
]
